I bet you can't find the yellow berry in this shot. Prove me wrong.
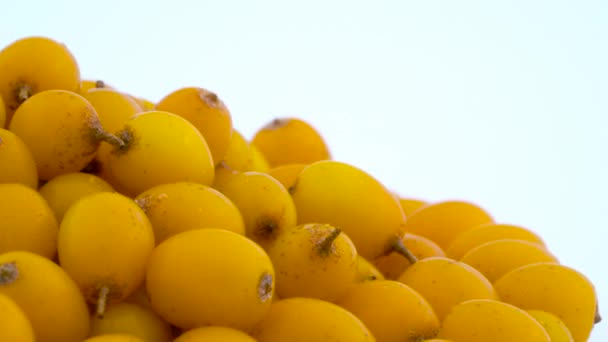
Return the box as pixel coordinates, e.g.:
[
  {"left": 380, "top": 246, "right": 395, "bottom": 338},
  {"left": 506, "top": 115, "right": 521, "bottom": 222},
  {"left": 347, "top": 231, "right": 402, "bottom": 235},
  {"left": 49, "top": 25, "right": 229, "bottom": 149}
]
[
  {"left": 174, "top": 326, "right": 257, "bottom": 342},
  {"left": 81, "top": 88, "right": 144, "bottom": 186},
  {"left": 145, "top": 228, "right": 275, "bottom": 331},
  {"left": 337, "top": 280, "right": 440, "bottom": 342},
  {"left": 291, "top": 160, "right": 406, "bottom": 260},
  {"left": 38, "top": 172, "right": 114, "bottom": 222},
  {"left": 216, "top": 171, "right": 297, "bottom": 250},
  {"left": 89, "top": 302, "right": 172, "bottom": 342},
  {"left": 58, "top": 192, "right": 155, "bottom": 315},
  {"left": 252, "top": 297, "right": 375, "bottom": 341},
  {"left": 0, "top": 128, "right": 38, "bottom": 188},
  {"left": 494, "top": 262, "right": 598, "bottom": 342},
  {"left": 83, "top": 334, "right": 145, "bottom": 342},
  {"left": 134, "top": 182, "right": 245, "bottom": 244},
  {"left": 103, "top": 111, "right": 215, "bottom": 196},
  {"left": 0, "top": 293, "right": 35, "bottom": 342},
  {"left": 251, "top": 118, "right": 331, "bottom": 167},
  {"left": 156, "top": 87, "right": 233, "bottom": 164},
  {"left": 0, "top": 36, "right": 80, "bottom": 123},
  {"left": 397, "top": 257, "right": 496, "bottom": 321},
  {"left": 9, "top": 90, "right": 112, "bottom": 180},
  {"left": 0, "top": 183, "right": 58, "bottom": 258},
  {"left": 446, "top": 223, "right": 546, "bottom": 260},
  {"left": 403, "top": 200, "right": 494, "bottom": 250},
  {"left": 267, "top": 223, "right": 357, "bottom": 301},
  {"left": 0, "top": 251, "right": 90, "bottom": 342},
  {"left": 437, "top": 299, "right": 550, "bottom": 342},
  {"left": 460, "top": 239, "right": 558, "bottom": 282},
  {"left": 526, "top": 310, "right": 574, "bottom": 342}
]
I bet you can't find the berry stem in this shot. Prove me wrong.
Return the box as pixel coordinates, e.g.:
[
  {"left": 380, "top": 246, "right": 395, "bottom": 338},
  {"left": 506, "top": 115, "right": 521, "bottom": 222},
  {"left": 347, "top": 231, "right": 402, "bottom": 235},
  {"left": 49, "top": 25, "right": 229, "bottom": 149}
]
[
  {"left": 317, "top": 228, "right": 342, "bottom": 256},
  {"left": 392, "top": 236, "right": 418, "bottom": 265},
  {"left": 96, "top": 286, "right": 110, "bottom": 318},
  {"left": 93, "top": 128, "right": 126, "bottom": 149},
  {"left": 258, "top": 272, "right": 274, "bottom": 303}
]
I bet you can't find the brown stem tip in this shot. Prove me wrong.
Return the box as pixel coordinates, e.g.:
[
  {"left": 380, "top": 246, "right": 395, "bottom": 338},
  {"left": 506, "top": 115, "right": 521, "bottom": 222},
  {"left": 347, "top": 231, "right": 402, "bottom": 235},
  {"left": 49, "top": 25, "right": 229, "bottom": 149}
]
[
  {"left": 595, "top": 302, "right": 602, "bottom": 324},
  {"left": 96, "top": 286, "right": 110, "bottom": 319},
  {"left": 392, "top": 236, "right": 418, "bottom": 265},
  {"left": 0, "top": 261, "right": 19, "bottom": 285},
  {"left": 198, "top": 89, "right": 223, "bottom": 109},
  {"left": 114, "top": 128, "right": 136, "bottom": 154},
  {"left": 258, "top": 272, "right": 273, "bottom": 303},
  {"left": 263, "top": 118, "right": 289, "bottom": 130}
]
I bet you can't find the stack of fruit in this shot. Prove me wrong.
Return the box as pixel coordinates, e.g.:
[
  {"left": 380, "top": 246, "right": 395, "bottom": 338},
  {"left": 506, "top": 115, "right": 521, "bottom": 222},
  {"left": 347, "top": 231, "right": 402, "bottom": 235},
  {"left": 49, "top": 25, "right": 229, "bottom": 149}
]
[{"left": 0, "top": 36, "right": 601, "bottom": 342}]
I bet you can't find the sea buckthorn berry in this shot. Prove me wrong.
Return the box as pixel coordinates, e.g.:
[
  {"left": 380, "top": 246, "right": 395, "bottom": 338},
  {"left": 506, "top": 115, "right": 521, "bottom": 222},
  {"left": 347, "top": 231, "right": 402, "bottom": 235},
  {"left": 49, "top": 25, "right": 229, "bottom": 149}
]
[
  {"left": 145, "top": 228, "right": 275, "bottom": 331},
  {"left": 0, "top": 251, "right": 90, "bottom": 342},
  {"left": 0, "top": 36, "right": 80, "bottom": 123},
  {"left": 0, "top": 128, "right": 38, "bottom": 188},
  {"left": 156, "top": 87, "right": 233, "bottom": 164},
  {"left": 251, "top": 117, "right": 331, "bottom": 167},
  {"left": 437, "top": 299, "right": 550, "bottom": 342},
  {"left": 102, "top": 111, "right": 215, "bottom": 197},
  {"left": 494, "top": 262, "right": 598, "bottom": 342}
]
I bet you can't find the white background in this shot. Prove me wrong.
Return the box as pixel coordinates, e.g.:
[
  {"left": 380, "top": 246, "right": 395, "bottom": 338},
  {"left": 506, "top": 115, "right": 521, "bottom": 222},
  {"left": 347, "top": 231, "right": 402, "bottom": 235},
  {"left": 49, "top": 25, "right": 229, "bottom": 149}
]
[{"left": 3, "top": 0, "right": 606, "bottom": 340}]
